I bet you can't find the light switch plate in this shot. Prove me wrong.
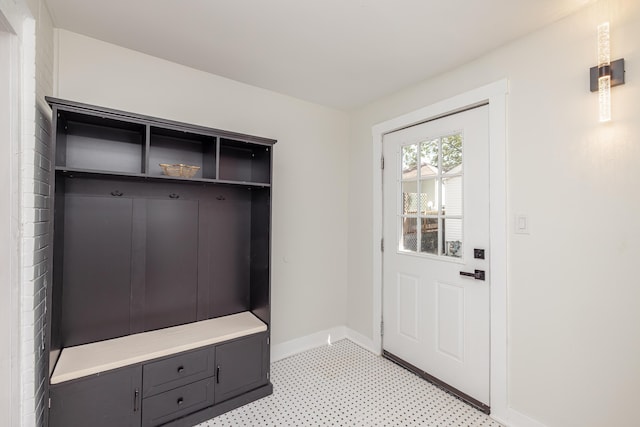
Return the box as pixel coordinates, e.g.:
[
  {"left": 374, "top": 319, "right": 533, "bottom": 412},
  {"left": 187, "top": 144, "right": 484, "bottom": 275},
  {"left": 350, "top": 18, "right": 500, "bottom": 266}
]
[{"left": 515, "top": 214, "right": 530, "bottom": 234}]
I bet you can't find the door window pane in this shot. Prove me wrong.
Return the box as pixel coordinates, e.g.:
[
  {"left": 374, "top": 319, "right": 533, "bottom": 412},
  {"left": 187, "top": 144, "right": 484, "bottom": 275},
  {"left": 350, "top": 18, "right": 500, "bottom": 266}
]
[
  {"left": 443, "top": 218, "right": 463, "bottom": 258},
  {"left": 441, "top": 134, "right": 463, "bottom": 174},
  {"left": 402, "top": 144, "right": 419, "bottom": 178},
  {"left": 442, "top": 176, "right": 462, "bottom": 216},
  {"left": 420, "top": 218, "right": 439, "bottom": 255},
  {"left": 401, "top": 217, "right": 418, "bottom": 252},
  {"left": 420, "top": 139, "right": 439, "bottom": 177},
  {"left": 402, "top": 181, "right": 418, "bottom": 215},
  {"left": 419, "top": 178, "right": 438, "bottom": 215}
]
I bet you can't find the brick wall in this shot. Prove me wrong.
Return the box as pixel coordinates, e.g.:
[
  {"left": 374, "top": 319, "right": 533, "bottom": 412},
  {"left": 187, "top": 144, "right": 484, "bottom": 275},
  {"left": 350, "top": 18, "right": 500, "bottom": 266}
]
[{"left": 20, "top": 107, "right": 51, "bottom": 427}]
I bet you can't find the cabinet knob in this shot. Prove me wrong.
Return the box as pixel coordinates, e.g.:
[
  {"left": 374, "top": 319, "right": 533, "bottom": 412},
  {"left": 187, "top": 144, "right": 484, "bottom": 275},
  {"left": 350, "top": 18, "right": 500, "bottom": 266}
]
[
  {"left": 177, "top": 366, "right": 184, "bottom": 374},
  {"left": 177, "top": 397, "right": 184, "bottom": 406}
]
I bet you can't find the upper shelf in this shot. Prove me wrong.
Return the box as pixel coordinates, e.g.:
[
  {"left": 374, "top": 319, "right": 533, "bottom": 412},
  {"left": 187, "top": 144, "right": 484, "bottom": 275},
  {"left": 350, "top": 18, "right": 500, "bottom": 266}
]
[
  {"left": 47, "top": 97, "right": 275, "bottom": 187},
  {"left": 54, "top": 167, "right": 272, "bottom": 188}
]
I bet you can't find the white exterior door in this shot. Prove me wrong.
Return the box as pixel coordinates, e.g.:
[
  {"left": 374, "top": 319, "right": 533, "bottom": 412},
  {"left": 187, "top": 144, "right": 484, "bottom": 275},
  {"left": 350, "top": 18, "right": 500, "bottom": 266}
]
[{"left": 382, "top": 105, "right": 490, "bottom": 408}]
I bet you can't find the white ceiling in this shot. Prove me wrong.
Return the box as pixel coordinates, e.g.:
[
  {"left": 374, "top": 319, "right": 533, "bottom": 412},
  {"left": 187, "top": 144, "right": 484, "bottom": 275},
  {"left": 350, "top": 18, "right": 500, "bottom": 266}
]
[{"left": 45, "top": 0, "right": 593, "bottom": 110}]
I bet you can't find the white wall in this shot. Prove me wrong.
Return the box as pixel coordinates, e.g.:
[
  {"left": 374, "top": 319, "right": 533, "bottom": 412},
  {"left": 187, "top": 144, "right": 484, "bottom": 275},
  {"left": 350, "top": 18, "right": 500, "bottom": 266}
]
[
  {"left": 54, "top": 29, "right": 350, "bottom": 346},
  {"left": 348, "top": 1, "right": 640, "bottom": 426}
]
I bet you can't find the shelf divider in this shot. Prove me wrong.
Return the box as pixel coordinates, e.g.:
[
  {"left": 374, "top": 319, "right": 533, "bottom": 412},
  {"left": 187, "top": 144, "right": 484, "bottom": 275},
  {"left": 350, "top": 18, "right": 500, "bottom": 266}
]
[{"left": 144, "top": 125, "right": 151, "bottom": 174}]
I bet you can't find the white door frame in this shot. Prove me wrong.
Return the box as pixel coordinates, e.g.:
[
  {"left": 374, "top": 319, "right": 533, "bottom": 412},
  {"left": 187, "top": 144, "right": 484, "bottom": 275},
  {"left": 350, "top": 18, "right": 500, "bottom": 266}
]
[
  {"left": 372, "top": 79, "right": 508, "bottom": 421},
  {"left": 0, "top": 10, "right": 21, "bottom": 427},
  {"left": 1, "top": 2, "right": 38, "bottom": 425}
]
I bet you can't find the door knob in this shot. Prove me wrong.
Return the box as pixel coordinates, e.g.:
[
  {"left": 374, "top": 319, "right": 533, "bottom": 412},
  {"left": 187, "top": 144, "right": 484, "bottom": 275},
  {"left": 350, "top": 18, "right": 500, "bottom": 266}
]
[{"left": 460, "top": 270, "right": 485, "bottom": 281}]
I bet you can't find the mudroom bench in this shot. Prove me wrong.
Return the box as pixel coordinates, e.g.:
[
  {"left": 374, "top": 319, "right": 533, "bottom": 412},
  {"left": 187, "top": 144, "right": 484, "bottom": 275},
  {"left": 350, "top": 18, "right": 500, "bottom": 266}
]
[{"left": 49, "top": 312, "right": 270, "bottom": 427}]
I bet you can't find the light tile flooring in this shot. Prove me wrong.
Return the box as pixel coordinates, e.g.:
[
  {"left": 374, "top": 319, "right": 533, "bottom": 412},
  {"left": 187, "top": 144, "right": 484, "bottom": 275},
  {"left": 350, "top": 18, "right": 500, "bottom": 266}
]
[{"left": 197, "top": 339, "right": 502, "bottom": 426}]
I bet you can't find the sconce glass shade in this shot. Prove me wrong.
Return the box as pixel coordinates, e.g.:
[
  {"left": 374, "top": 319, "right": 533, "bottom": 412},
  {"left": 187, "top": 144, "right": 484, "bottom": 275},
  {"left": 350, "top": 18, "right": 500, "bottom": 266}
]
[
  {"left": 599, "top": 75, "right": 611, "bottom": 122},
  {"left": 598, "top": 22, "right": 610, "bottom": 67},
  {"left": 598, "top": 22, "right": 611, "bottom": 122}
]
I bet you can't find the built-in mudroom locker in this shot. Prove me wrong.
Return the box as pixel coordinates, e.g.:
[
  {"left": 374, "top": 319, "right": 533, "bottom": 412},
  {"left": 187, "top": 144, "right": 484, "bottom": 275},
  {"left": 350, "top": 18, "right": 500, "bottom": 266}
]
[{"left": 44, "top": 97, "right": 275, "bottom": 427}]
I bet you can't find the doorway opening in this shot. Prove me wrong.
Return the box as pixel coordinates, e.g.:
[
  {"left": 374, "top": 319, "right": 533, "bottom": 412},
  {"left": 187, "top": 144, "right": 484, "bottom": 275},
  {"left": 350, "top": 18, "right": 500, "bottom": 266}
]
[{"left": 371, "top": 80, "right": 508, "bottom": 421}]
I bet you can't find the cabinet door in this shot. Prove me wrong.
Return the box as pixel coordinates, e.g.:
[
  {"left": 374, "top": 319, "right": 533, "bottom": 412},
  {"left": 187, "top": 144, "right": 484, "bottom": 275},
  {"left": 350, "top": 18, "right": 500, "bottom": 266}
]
[
  {"left": 215, "top": 333, "right": 268, "bottom": 404},
  {"left": 49, "top": 366, "right": 142, "bottom": 427},
  {"left": 61, "top": 195, "right": 133, "bottom": 346},
  {"left": 143, "top": 198, "right": 199, "bottom": 331}
]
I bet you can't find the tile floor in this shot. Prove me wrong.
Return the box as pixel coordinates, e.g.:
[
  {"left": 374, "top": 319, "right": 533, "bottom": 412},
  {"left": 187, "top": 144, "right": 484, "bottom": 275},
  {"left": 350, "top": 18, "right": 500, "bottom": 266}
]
[{"left": 197, "top": 339, "right": 502, "bottom": 426}]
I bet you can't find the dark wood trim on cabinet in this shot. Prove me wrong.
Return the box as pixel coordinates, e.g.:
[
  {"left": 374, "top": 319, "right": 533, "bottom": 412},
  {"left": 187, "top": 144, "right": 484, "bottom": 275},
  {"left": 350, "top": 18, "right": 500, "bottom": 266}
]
[{"left": 45, "top": 97, "right": 277, "bottom": 147}]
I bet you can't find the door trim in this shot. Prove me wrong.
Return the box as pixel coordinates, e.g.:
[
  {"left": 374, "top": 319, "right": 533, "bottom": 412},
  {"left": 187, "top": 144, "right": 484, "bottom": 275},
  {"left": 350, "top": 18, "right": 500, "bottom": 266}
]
[
  {"left": 1, "top": 3, "right": 39, "bottom": 425},
  {"left": 0, "top": 10, "right": 22, "bottom": 427},
  {"left": 372, "top": 79, "right": 508, "bottom": 421}
]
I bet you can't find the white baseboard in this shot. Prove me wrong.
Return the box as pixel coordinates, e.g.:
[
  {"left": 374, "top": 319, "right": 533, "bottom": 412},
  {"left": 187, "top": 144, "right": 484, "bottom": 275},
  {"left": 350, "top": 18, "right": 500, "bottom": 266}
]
[
  {"left": 271, "top": 326, "right": 347, "bottom": 362},
  {"left": 491, "top": 408, "right": 548, "bottom": 427},
  {"left": 271, "top": 326, "right": 378, "bottom": 362},
  {"left": 345, "top": 328, "right": 377, "bottom": 355}
]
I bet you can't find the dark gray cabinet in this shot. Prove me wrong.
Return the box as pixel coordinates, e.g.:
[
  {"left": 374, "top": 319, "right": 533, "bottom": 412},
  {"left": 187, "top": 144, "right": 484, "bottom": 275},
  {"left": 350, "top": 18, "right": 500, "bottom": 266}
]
[
  {"left": 215, "top": 333, "right": 269, "bottom": 404},
  {"left": 59, "top": 194, "right": 202, "bottom": 342},
  {"left": 142, "top": 347, "right": 215, "bottom": 397},
  {"left": 55, "top": 111, "right": 146, "bottom": 175},
  {"left": 143, "top": 198, "right": 199, "bottom": 331},
  {"left": 46, "top": 97, "right": 275, "bottom": 427},
  {"left": 142, "top": 377, "right": 215, "bottom": 427},
  {"left": 49, "top": 334, "right": 269, "bottom": 427},
  {"left": 61, "top": 195, "right": 134, "bottom": 346},
  {"left": 49, "top": 365, "right": 142, "bottom": 427}
]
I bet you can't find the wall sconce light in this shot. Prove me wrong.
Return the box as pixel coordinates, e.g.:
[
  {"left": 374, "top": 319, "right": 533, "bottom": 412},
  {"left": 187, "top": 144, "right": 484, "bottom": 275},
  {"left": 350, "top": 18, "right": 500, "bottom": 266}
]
[{"left": 590, "top": 22, "right": 625, "bottom": 122}]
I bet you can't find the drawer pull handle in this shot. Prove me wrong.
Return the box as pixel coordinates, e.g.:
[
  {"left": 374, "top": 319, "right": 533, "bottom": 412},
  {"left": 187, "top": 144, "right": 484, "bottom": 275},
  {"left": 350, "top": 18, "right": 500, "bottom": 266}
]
[
  {"left": 177, "top": 397, "right": 184, "bottom": 406},
  {"left": 133, "top": 389, "right": 139, "bottom": 412},
  {"left": 216, "top": 366, "right": 220, "bottom": 384},
  {"left": 177, "top": 366, "right": 185, "bottom": 374}
]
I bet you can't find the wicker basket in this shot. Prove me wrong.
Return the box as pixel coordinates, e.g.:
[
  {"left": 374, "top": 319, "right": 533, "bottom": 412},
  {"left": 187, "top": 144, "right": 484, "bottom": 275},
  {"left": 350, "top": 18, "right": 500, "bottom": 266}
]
[{"left": 159, "top": 163, "right": 201, "bottom": 178}]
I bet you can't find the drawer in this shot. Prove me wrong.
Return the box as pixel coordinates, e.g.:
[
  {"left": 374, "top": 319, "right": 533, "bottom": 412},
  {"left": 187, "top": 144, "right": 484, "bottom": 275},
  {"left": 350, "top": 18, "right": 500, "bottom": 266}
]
[
  {"left": 142, "top": 377, "right": 214, "bottom": 427},
  {"left": 142, "top": 347, "right": 215, "bottom": 397}
]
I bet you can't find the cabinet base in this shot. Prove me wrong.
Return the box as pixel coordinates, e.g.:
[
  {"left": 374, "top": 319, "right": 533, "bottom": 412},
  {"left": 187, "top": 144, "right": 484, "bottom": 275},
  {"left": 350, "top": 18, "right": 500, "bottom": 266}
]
[{"left": 163, "top": 382, "right": 273, "bottom": 427}]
